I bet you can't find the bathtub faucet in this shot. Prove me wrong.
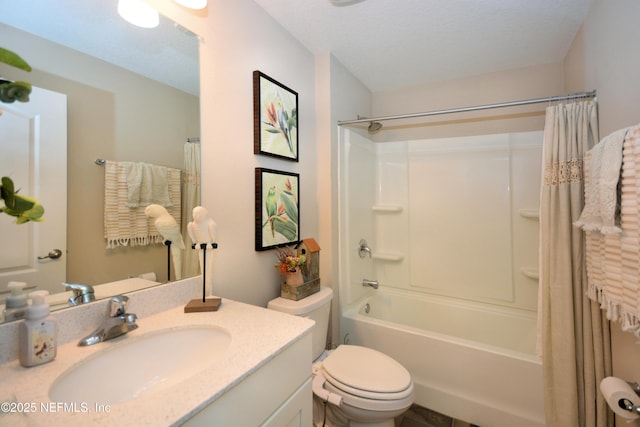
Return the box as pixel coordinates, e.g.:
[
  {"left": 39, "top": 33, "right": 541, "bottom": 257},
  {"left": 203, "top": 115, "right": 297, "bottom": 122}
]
[{"left": 362, "top": 279, "right": 379, "bottom": 289}]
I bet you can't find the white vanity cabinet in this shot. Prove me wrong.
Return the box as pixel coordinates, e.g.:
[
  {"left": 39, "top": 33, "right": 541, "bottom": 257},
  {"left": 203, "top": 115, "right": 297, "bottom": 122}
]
[
  {"left": 184, "top": 333, "right": 312, "bottom": 427},
  {"left": 0, "top": 279, "right": 316, "bottom": 427}
]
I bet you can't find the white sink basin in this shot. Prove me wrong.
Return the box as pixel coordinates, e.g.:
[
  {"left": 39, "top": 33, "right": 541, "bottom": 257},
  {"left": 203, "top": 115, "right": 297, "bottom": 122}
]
[{"left": 49, "top": 326, "right": 231, "bottom": 405}]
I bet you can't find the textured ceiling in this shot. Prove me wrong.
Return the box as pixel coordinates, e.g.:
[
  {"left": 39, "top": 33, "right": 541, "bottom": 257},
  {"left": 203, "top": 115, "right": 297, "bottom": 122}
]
[
  {"left": 0, "top": 0, "right": 199, "bottom": 96},
  {"left": 252, "top": 0, "right": 595, "bottom": 92},
  {"left": 1, "top": 0, "right": 595, "bottom": 95}
]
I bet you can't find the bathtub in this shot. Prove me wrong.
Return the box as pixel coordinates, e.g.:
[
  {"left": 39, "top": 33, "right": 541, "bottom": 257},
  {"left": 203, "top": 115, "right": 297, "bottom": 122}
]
[{"left": 340, "top": 289, "right": 544, "bottom": 427}]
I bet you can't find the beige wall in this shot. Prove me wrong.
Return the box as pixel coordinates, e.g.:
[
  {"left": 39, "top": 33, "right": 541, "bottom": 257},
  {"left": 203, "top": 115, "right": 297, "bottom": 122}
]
[
  {"left": 371, "top": 62, "right": 564, "bottom": 141},
  {"left": 0, "top": 23, "right": 200, "bottom": 286},
  {"left": 563, "top": 0, "right": 640, "bottom": 388}
]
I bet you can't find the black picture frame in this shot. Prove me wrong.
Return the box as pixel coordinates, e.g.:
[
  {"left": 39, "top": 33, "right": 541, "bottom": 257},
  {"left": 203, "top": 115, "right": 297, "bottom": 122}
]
[
  {"left": 253, "top": 71, "right": 299, "bottom": 161},
  {"left": 255, "top": 168, "right": 300, "bottom": 251}
]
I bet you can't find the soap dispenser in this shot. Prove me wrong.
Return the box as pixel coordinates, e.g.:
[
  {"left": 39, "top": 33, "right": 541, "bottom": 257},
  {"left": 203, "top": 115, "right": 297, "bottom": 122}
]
[
  {"left": 19, "top": 290, "right": 57, "bottom": 367},
  {"left": 3, "top": 281, "right": 28, "bottom": 321}
]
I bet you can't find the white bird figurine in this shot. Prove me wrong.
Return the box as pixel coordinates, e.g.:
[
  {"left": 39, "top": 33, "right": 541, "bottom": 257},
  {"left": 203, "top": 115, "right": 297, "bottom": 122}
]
[
  {"left": 144, "top": 204, "right": 185, "bottom": 280},
  {"left": 187, "top": 206, "right": 218, "bottom": 296},
  {"left": 187, "top": 206, "right": 218, "bottom": 246}
]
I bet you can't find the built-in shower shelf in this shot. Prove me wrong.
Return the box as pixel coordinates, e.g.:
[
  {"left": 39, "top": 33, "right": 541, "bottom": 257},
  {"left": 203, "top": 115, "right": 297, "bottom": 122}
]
[
  {"left": 520, "top": 267, "right": 540, "bottom": 280},
  {"left": 372, "top": 253, "right": 404, "bottom": 262},
  {"left": 518, "top": 209, "right": 539, "bottom": 220},
  {"left": 372, "top": 205, "right": 403, "bottom": 213}
]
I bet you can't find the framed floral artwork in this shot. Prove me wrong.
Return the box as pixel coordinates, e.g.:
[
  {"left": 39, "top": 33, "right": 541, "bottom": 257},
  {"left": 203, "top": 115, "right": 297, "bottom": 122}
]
[
  {"left": 253, "top": 71, "right": 298, "bottom": 161},
  {"left": 255, "top": 168, "right": 300, "bottom": 251}
]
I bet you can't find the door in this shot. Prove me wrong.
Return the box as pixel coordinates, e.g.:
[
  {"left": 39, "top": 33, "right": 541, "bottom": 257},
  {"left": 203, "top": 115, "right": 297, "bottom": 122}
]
[{"left": 0, "top": 86, "right": 67, "bottom": 296}]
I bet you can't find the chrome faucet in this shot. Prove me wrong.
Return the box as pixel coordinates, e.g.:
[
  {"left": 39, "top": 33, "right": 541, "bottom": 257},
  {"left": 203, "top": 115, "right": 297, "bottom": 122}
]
[
  {"left": 61, "top": 282, "right": 95, "bottom": 305},
  {"left": 362, "top": 279, "right": 379, "bottom": 289},
  {"left": 78, "top": 295, "right": 138, "bottom": 346}
]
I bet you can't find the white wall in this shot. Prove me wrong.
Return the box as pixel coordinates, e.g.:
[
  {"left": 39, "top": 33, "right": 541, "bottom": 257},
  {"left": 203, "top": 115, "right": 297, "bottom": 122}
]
[
  {"left": 148, "top": 0, "right": 318, "bottom": 306},
  {"left": 323, "top": 55, "right": 372, "bottom": 344},
  {"left": 203, "top": 1, "right": 317, "bottom": 306},
  {"left": 563, "top": 0, "right": 640, "bottom": 398}
]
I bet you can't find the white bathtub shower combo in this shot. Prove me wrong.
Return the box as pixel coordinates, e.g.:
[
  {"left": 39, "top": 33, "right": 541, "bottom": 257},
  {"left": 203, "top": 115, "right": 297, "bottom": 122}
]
[{"left": 338, "top": 129, "right": 545, "bottom": 427}]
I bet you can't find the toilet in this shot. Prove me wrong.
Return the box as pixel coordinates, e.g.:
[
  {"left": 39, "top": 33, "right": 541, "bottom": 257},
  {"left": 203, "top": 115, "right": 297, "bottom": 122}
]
[{"left": 268, "top": 287, "right": 414, "bottom": 427}]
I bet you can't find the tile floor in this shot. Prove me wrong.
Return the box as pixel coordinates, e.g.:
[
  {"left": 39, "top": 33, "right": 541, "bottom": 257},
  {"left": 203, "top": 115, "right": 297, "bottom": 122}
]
[{"left": 395, "top": 405, "right": 477, "bottom": 427}]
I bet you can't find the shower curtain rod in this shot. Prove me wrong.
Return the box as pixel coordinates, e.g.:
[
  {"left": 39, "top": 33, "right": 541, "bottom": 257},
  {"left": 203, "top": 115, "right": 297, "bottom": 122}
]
[{"left": 337, "top": 90, "right": 596, "bottom": 126}]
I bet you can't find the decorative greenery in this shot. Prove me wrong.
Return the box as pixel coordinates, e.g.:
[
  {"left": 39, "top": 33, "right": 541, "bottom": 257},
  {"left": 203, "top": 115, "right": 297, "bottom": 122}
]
[
  {"left": 0, "top": 48, "right": 42, "bottom": 223},
  {"left": 0, "top": 47, "right": 32, "bottom": 104},
  {"left": 275, "top": 246, "right": 306, "bottom": 273},
  {"left": 0, "top": 177, "right": 45, "bottom": 224}
]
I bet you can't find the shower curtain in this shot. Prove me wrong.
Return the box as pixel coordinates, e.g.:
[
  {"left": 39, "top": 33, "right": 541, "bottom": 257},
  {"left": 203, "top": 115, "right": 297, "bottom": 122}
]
[
  {"left": 539, "top": 100, "right": 612, "bottom": 427},
  {"left": 182, "top": 141, "right": 201, "bottom": 278}
]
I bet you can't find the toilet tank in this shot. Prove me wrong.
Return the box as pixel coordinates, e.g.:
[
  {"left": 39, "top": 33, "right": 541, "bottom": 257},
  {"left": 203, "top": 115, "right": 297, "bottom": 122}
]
[{"left": 267, "top": 287, "right": 333, "bottom": 360}]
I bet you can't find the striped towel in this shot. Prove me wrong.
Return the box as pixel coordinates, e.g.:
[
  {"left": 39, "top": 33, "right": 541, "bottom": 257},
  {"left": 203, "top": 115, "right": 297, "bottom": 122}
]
[
  {"left": 586, "top": 125, "right": 640, "bottom": 337},
  {"left": 104, "top": 161, "right": 182, "bottom": 248}
]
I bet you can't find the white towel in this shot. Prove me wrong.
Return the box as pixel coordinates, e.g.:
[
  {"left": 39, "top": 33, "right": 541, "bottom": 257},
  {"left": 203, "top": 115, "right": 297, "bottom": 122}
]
[
  {"left": 104, "top": 161, "right": 181, "bottom": 248},
  {"left": 124, "top": 161, "right": 172, "bottom": 208},
  {"left": 575, "top": 128, "right": 628, "bottom": 234}
]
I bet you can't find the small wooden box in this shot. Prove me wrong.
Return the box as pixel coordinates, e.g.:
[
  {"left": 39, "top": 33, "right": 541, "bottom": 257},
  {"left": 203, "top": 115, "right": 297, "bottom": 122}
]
[{"left": 280, "top": 277, "right": 320, "bottom": 301}]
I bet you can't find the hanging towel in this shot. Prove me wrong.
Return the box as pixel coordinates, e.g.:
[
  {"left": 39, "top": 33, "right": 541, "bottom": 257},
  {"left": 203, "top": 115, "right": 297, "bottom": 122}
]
[
  {"left": 124, "top": 161, "right": 173, "bottom": 208},
  {"left": 575, "top": 128, "right": 628, "bottom": 234},
  {"left": 104, "top": 161, "right": 182, "bottom": 248},
  {"left": 585, "top": 124, "right": 640, "bottom": 338}
]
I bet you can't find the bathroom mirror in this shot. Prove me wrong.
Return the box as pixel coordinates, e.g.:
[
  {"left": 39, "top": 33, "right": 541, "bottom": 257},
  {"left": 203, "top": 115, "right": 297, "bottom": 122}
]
[{"left": 0, "top": 0, "right": 201, "bottom": 321}]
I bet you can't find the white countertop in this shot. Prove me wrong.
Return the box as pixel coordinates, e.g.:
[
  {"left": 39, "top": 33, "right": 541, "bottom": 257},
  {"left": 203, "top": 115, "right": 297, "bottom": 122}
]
[{"left": 0, "top": 298, "right": 314, "bottom": 426}]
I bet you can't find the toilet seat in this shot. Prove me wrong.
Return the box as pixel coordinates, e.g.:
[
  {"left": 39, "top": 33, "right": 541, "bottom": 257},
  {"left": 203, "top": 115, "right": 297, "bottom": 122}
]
[{"left": 318, "top": 345, "right": 414, "bottom": 408}]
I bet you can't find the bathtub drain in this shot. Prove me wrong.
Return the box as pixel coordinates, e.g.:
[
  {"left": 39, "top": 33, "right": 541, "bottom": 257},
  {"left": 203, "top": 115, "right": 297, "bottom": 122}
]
[{"left": 364, "top": 303, "right": 370, "bottom": 314}]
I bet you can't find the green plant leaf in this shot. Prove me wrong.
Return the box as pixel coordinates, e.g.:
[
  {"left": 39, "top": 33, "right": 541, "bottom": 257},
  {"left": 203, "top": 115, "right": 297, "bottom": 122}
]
[
  {"left": 273, "top": 217, "right": 297, "bottom": 240},
  {"left": 0, "top": 81, "right": 31, "bottom": 103},
  {"left": 1, "top": 176, "right": 16, "bottom": 207},
  {"left": 280, "top": 193, "right": 298, "bottom": 223},
  {"left": 0, "top": 47, "right": 32, "bottom": 72},
  {"left": 288, "top": 108, "right": 297, "bottom": 129},
  {"left": 11, "top": 193, "right": 37, "bottom": 212},
  {"left": 0, "top": 176, "right": 45, "bottom": 223},
  {"left": 2, "top": 203, "right": 44, "bottom": 223}
]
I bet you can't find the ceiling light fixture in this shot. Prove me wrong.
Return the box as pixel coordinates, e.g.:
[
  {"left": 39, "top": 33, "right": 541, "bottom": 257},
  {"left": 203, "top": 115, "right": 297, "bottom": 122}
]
[
  {"left": 117, "top": 0, "right": 159, "bottom": 28},
  {"left": 328, "top": 0, "right": 367, "bottom": 6},
  {"left": 174, "top": 0, "right": 207, "bottom": 10}
]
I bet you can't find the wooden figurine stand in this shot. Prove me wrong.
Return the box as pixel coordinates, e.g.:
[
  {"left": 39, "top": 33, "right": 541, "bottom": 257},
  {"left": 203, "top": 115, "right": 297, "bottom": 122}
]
[
  {"left": 184, "top": 243, "right": 221, "bottom": 313},
  {"left": 184, "top": 297, "right": 221, "bottom": 312}
]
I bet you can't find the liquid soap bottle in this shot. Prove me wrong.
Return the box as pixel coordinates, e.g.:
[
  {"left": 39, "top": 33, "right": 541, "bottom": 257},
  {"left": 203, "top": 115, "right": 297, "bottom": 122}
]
[
  {"left": 19, "top": 290, "right": 57, "bottom": 367},
  {"left": 3, "top": 281, "right": 28, "bottom": 321}
]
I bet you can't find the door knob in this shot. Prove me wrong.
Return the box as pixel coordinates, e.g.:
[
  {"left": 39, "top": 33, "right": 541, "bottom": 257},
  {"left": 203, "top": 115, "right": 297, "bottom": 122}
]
[{"left": 38, "top": 249, "right": 63, "bottom": 260}]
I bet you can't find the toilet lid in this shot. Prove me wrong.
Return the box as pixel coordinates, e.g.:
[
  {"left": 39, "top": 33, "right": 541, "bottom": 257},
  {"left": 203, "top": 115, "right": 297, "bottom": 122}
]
[{"left": 322, "top": 345, "right": 412, "bottom": 395}]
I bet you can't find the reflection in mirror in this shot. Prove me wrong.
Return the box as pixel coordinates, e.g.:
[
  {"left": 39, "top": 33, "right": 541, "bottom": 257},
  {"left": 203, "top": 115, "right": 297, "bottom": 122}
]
[{"left": 0, "top": 0, "right": 201, "bottom": 321}]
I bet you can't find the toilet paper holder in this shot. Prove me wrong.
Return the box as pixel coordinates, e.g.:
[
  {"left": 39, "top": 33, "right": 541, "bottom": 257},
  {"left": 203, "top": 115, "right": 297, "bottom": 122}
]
[{"left": 619, "top": 381, "right": 640, "bottom": 414}]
